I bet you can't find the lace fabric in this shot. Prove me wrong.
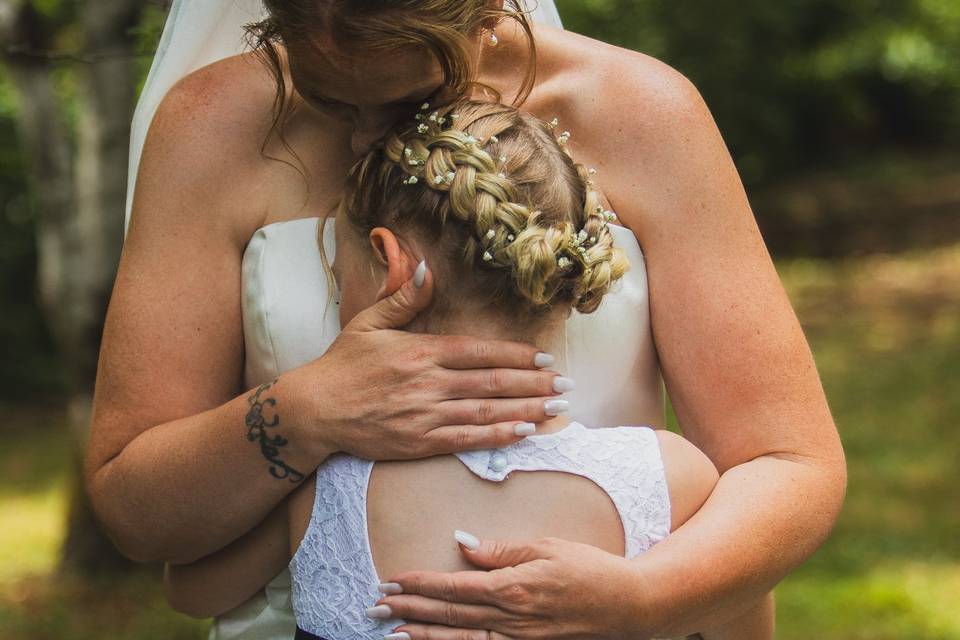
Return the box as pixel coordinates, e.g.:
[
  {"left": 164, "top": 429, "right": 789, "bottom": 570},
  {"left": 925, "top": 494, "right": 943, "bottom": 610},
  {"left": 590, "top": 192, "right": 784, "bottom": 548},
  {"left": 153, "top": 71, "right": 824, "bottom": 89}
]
[{"left": 290, "top": 422, "right": 672, "bottom": 638}]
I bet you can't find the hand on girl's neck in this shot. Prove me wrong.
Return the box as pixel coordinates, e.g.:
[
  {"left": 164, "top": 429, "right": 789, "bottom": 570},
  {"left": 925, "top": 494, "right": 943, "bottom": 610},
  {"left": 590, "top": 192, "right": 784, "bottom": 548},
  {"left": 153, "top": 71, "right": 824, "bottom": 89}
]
[{"left": 403, "top": 308, "right": 562, "bottom": 357}]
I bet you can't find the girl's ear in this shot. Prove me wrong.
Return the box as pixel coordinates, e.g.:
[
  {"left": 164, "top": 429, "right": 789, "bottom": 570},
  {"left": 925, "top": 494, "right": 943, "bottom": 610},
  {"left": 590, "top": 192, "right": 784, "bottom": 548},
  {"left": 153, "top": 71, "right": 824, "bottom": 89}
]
[{"left": 369, "top": 227, "right": 418, "bottom": 301}]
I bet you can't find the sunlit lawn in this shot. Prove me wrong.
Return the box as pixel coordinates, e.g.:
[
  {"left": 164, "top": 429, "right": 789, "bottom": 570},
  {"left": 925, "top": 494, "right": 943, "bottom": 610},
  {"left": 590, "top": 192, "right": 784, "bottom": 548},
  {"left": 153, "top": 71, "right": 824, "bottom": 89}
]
[
  {"left": 774, "top": 244, "right": 960, "bottom": 639},
  {"left": 1, "top": 244, "right": 957, "bottom": 639}
]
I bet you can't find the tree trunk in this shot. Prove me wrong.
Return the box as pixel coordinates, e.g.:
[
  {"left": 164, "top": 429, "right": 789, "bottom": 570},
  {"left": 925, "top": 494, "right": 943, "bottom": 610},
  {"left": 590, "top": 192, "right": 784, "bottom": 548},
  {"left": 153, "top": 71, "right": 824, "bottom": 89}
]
[
  {"left": 1, "top": 0, "right": 143, "bottom": 576},
  {"left": 58, "top": 0, "right": 143, "bottom": 576}
]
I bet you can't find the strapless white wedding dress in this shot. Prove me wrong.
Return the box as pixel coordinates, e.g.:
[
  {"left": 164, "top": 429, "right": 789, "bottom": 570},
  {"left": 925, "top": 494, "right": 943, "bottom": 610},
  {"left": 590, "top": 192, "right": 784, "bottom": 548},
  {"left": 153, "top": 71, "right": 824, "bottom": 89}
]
[{"left": 210, "top": 216, "right": 665, "bottom": 639}]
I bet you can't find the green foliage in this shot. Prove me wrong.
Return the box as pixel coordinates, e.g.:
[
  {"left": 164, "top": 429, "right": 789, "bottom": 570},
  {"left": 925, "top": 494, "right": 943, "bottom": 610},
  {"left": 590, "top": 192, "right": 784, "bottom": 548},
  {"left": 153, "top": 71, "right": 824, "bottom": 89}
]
[{"left": 557, "top": 0, "right": 960, "bottom": 184}]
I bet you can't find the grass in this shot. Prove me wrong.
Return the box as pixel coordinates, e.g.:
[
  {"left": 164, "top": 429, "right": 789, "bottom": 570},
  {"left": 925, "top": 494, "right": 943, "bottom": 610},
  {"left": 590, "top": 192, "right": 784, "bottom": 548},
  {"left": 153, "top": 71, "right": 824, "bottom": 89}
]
[
  {"left": 1, "top": 244, "right": 957, "bottom": 639},
  {"left": 773, "top": 244, "right": 960, "bottom": 639}
]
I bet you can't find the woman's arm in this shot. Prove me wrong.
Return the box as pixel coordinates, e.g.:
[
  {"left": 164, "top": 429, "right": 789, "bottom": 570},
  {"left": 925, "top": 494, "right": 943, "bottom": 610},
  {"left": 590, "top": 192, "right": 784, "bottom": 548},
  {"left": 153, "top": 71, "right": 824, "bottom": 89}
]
[
  {"left": 163, "top": 496, "right": 292, "bottom": 619},
  {"left": 85, "top": 60, "right": 329, "bottom": 564},
  {"left": 598, "top": 53, "right": 845, "bottom": 635}
]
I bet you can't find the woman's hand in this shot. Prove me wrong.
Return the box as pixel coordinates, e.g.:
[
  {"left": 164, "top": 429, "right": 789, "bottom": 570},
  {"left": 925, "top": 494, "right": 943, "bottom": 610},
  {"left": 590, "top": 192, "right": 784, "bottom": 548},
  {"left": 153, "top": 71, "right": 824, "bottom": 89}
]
[
  {"left": 373, "top": 535, "right": 656, "bottom": 640},
  {"left": 288, "top": 265, "right": 571, "bottom": 462}
]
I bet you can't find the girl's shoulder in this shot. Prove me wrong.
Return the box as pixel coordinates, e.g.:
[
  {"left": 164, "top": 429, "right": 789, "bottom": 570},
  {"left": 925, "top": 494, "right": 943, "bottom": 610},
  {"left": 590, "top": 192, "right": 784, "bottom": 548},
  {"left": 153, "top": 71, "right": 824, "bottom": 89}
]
[{"left": 654, "top": 430, "right": 720, "bottom": 531}]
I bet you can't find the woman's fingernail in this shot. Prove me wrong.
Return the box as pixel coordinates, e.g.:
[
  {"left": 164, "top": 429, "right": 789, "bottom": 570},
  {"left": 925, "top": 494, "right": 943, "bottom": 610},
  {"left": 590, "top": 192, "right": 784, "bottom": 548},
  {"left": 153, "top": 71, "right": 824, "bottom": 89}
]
[
  {"left": 534, "top": 352, "right": 555, "bottom": 368},
  {"left": 378, "top": 582, "right": 403, "bottom": 595},
  {"left": 514, "top": 422, "right": 536, "bottom": 436},
  {"left": 385, "top": 634, "right": 411, "bottom": 640},
  {"left": 552, "top": 376, "right": 575, "bottom": 393},
  {"left": 454, "top": 529, "right": 480, "bottom": 550},
  {"left": 413, "top": 260, "right": 427, "bottom": 288},
  {"left": 544, "top": 399, "right": 570, "bottom": 416},
  {"left": 365, "top": 604, "right": 393, "bottom": 619}
]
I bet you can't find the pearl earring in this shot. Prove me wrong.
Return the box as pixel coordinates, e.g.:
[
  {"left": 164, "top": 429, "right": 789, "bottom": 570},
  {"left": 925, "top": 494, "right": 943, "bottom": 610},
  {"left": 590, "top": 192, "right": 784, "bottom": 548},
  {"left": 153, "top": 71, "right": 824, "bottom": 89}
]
[{"left": 489, "top": 29, "right": 498, "bottom": 46}]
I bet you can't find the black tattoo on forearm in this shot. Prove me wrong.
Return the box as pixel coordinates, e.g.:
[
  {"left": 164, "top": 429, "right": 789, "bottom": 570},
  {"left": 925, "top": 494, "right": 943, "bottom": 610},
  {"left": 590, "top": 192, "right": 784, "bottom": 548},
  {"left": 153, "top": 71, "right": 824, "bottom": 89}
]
[{"left": 245, "top": 379, "right": 305, "bottom": 483}]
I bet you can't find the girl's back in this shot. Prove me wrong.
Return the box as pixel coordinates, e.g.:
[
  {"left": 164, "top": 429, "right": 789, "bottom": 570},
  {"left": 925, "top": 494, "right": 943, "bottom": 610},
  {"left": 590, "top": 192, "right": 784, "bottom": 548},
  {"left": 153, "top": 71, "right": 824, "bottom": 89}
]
[{"left": 287, "top": 422, "right": 718, "bottom": 637}]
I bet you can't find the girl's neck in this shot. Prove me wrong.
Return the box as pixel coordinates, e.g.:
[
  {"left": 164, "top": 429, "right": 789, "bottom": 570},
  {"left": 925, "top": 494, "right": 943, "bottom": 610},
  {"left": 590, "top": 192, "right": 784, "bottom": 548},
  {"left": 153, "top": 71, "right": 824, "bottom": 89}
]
[{"left": 403, "top": 310, "right": 573, "bottom": 438}]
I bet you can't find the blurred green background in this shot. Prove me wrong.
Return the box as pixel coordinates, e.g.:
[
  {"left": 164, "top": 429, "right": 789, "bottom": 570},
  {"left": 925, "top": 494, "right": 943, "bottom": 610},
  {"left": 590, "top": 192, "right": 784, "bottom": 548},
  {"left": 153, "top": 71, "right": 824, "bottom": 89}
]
[{"left": 1, "top": 0, "right": 958, "bottom": 638}]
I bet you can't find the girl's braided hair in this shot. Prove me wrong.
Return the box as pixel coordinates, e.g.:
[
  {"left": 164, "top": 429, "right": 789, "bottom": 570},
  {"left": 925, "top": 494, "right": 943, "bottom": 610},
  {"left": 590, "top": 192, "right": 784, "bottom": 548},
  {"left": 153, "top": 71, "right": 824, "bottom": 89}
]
[{"left": 332, "top": 100, "right": 629, "bottom": 320}]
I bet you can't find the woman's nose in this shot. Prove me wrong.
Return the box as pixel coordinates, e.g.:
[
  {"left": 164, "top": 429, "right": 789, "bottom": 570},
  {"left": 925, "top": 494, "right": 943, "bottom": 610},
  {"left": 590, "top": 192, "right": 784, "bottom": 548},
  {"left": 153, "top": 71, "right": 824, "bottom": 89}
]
[{"left": 350, "top": 112, "right": 392, "bottom": 156}]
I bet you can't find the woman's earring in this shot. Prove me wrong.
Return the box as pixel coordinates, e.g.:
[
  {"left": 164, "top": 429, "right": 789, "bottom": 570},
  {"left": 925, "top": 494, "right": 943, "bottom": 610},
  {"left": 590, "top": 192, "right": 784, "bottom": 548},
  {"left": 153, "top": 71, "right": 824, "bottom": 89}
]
[{"left": 489, "top": 29, "right": 499, "bottom": 46}]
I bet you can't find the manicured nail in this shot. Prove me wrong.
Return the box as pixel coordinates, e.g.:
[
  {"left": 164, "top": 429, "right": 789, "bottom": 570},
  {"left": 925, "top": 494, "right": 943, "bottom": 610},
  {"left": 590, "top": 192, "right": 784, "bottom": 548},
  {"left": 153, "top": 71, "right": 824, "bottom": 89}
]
[
  {"left": 454, "top": 529, "right": 480, "bottom": 550},
  {"left": 552, "top": 376, "right": 575, "bottom": 393},
  {"left": 365, "top": 604, "right": 393, "bottom": 619},
  {"left": 534, "top": 352, "right": 555, "bottom": 368},
  {"left": 378, "top": 582, "right": 403, "bottom": 595},
  {"left": 514, "top": 422, "right": 536, "bottom": 436},
  {"left": 544, "top": 399, "right": 569, "bottom": 416},
  {"left": 413, "top": 260, "right": 427, "bottom": 288},
  {"left": 385, "top": 633, "right": 411, "bottom": 640}
]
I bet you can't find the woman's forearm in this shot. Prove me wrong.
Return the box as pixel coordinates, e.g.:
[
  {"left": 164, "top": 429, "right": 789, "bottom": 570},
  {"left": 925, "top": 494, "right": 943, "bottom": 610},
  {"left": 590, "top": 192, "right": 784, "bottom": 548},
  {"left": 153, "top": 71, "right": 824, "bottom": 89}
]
[
  {"left": 164, "top": 498, "right": 291, "bottom": 618},
  {"left": 631, "top": 452, "right": 845, "bottom": 637},
  {"left": 87, "top": 376, "right": 334, "bottom": 564}
]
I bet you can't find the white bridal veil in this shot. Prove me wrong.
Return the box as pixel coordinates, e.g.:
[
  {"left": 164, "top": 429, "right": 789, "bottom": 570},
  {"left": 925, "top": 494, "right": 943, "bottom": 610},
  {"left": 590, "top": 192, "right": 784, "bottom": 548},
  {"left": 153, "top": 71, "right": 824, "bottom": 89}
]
[{"left": 124, "top": 0, "right": 563, "bottom": 235}]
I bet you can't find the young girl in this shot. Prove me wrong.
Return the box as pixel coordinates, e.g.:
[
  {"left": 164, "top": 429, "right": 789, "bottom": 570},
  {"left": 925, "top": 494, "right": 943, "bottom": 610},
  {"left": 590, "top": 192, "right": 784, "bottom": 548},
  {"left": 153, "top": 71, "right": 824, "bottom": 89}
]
[{"left": 165, "top": 101, "right": 773, "bottom": 640}]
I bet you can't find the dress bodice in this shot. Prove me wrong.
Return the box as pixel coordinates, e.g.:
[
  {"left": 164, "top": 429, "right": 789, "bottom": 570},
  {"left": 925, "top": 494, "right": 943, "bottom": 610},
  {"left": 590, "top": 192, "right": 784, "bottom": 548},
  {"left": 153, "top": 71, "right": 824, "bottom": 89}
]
[{"left": 210, "top": 216, "right": 664, "bottom": 639}]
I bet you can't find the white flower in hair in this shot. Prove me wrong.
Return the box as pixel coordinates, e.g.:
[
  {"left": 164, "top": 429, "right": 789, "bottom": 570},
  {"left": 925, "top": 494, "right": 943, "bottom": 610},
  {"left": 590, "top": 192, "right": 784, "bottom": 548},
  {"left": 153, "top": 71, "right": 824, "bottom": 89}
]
[{"left": 557, "top": 256, "right": 572, "bottom": 269}]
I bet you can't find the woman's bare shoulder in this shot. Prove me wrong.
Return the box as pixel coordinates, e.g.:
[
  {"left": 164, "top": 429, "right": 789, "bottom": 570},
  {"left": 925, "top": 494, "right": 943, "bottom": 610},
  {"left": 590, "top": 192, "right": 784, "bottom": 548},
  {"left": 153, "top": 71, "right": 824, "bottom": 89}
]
[
  {"left": 539, "top": 29, "right": 701, "bottom": 132},
  {"left": 152, "top": 52, "right": 278, "bottom": 157},
  {"left": 134, "top": 53, "right": 290, "bottom": 244},
  {"left": 545, "top": 33, "right": 739, "bottom": 238}
]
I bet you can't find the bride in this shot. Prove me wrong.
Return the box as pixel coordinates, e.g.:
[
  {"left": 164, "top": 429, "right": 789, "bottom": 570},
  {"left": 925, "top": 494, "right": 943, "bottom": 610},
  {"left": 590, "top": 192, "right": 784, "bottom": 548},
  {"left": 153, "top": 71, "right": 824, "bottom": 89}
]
[{"left": 84, "top": 1, "right": 846, "bottom": 638}]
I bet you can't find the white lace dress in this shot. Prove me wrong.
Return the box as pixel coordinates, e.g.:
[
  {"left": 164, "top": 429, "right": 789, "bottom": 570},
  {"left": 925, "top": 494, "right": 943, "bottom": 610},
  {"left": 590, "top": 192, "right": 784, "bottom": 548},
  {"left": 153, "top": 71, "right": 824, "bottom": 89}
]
[
  {"left": 290, "top": 421, "right": 671, "bottom": 639},
  {"left": 210, "top": 217, "right": 665, "bottom": 639}
]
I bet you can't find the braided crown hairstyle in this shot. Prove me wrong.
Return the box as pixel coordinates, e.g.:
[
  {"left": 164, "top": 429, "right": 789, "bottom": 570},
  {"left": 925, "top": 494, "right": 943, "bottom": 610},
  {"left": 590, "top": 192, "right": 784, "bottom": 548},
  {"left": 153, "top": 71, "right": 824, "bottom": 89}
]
[{"left": 332, "top": 100, "right": 629, "bottom": 321}]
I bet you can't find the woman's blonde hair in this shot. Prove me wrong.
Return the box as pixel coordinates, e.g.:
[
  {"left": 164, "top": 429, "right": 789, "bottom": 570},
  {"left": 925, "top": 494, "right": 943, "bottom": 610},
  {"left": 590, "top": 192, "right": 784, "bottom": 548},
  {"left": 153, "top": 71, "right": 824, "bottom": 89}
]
[
  {"left": 331, "top": 100, "right": 629, "bottom": 323},
  {"left": 245, "top": 0, "right": 537, "bottom": 161}
]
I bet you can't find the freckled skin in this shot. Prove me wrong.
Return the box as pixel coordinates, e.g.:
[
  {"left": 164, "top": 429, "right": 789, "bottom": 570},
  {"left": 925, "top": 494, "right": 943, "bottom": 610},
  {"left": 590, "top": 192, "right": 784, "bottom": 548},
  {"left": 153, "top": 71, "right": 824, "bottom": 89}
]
[{"left": 96, "top": 17, "right": 840, "bottom": 638}]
